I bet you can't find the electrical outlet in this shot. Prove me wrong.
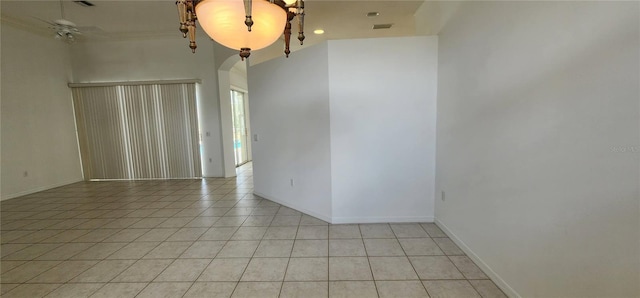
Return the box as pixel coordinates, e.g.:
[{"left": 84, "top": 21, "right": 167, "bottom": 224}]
[
  {"left": 206, "top": 132, "right": 210, "bottom": 137},
  {"left": 23, "top": 171, "right": 28, "bottom": 177},
  {"left": 441, "top": 191, "right": 446, "bottom": 201},
  {"left": 253, "top": 134, "right": 259, "bottom": 142},
  {"left": 290, "top": 178, "right": 294, "bottom": 187},
  {"left": 209, "top": 158, "right": 212, "bottom": 163}
]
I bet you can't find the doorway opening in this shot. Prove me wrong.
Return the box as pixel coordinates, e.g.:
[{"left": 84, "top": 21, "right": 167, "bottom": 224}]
[{"left": 231, "top": 89, "right": 250, "bottom": 167}]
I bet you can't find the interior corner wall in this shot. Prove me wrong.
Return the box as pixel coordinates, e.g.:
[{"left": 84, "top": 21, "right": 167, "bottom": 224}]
[
  {"left": 1, "top": 23, "right": 83, "bottom": 200},
  {"left": 328, "top": 36, "right": 438, "bottom": 223},
  {"left": 435, "top": 2, "right": 639, "bottom": 297},
  {"left": 248, "top": 43, "right": 332, "bottom": 221},
  {"left": 69, "top": 37, "right": 225, "bottom": 177}
]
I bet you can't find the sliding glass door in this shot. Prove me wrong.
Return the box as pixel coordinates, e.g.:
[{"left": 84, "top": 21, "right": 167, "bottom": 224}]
[{"left": 230, "top": 89, "right": 249, "bottom": 166}]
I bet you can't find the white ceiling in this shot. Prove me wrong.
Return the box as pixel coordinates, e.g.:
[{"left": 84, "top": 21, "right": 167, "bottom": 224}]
[{"left": 1, "top": 0, "right": 425, "bottom": 61}]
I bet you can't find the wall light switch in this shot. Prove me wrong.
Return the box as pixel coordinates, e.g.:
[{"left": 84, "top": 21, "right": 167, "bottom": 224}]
[{"left": 253, "top": 134, "right": 259, "bottom": 142}]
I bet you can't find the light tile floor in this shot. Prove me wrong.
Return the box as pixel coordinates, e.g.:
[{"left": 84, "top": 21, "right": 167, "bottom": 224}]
[{"left": 0, "top": 163, "right": 507, "bottom": 298}]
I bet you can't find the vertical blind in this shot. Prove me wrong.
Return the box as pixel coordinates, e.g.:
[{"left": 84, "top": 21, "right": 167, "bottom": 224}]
[{"left": 72, "top": 83, "right": 202, "bottom": 180}]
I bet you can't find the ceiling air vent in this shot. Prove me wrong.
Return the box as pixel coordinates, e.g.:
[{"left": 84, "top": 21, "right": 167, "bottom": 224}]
[
  {"left": 372, "top": 24, "right": 393, "bottom": 30},
  {"left": 74, "top": 1, "right": 95, "bottom": 7},
  {"left": 367, "top": 12, "right": 380, "bottom": 17}
]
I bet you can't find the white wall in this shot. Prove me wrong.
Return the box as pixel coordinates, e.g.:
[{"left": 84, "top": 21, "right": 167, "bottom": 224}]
[
  {"left": 435, "top": 2, "right": 639, "bottom": 297},
  {"left": 249, "top": 37, "right": 438, "bottom": 223},
  {"left": 249, "top": 43, "right": 333, "bottom": 220},
  {"left": 328, "top": 36, "right": 438, "bottom": 223},
  {"left": 70, "top": 37, "right": 226, "bottom": 177},
  {"left": 1, "top": 23, "right": 83, "bottom": 200}
]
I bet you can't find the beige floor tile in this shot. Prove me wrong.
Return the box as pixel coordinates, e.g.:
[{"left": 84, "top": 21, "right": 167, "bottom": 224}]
[
  {"left": 469, "top": 280, "right": 507, "bottom": 298},
  {"left": 29, "top": 260, "right": 97, "bottom": 283},
  {"left": 155, "top": 259, "right": 210, "bottom": 281},
  {"left": 421, "top": 223, "right": 447, "bottom": 237},
  {"left": 200, "top": 227, "right": 238, "bottom": 240},
  {"left": 270, "top": 216, "right": 301, "bottom": 226},
  {"left": 329, "top": 225, "right": 362, "bottom": 239},
  {"left": 300, "top": 215, "right": 329, "bottom": 226},
  {"left": 89, "top": 282, "right": 147, "bottom": 298},
  {"left": 285, "top": 257, "right": 328, "bottom": 281},
  {"left": 390, "top": 224, "right": 430, "bottom": 238},
  {"left": 72, "top": 229, "right": 120, "bottom": 243},
  {"left": 135, "top": 228, "right": 178, "bottom": 242},
  {"left": 253, "top": 240, "right": 294, "bottom": 257},
  {"left": 2, "top": 283, "right": 61, "bottom": 298},
  {"left": 12, "top": 230, "right": 62, "bottom": 243},
  {"left": 44, "top": 283, "right": 104, "bottom": 298},
  {"left": 423, "top": 280, "right": 480, "bottom": 298},
  {"left": 213, "top": 216, "right": 248, "bottom": 227},
  {"left": 292, "top": 240, "right": 328, "bottom": 257},
  {"left": 71, "top": 260, "right": 136, "bottom": 282},
  {"left": 231, "top": 282, "right": 281, "bottom": 298},
  {"left": 183, "top": 282, "right": 237, "bottom": 298},
  {"left": 112, "top": 259, "right": 173, "bottom": 282},
  {"left": 449, "top": 256, "right": 488, "bottom": 279},
  {"left": 0, "top": 261, "right": 26, "bottom": 274},
  {"left": 40, "top": 230, "right": 91, "bottom": 243},
  {"left": 3, "top": 243, "right": 62, "bottom": 260},
  {"left": 363, "top": 238, "right": 405, "bottom": 256},
  {"left": 143, "top": 241, "right": 192, "bottom": 259},
  {"left": 409, "top": 256, "right": 464, "bottom": 280},
  {"left": 185, "top": 217, "right": 220, "bottom": 228},
  {"left": 329, "top": 239, "right": 366, "bottom": 256},
  {"left": 102, "top": 229, "right": 149, "bottom": 242},
  {"left": 156, "top": 217, "right": 193, "bottom": 228},
  {"left": 231, "top": 227, "right": 268, "bottom": 240},
  {"left": 376, "top": 280, "right": 430, "bottom": 298},
  {"left": 36, "top": 243, "right": 95, "bottom": 260},
  {"left": 263, "top": 226, "right": 298, "bottom": 239},
  {"left": 240, "top": 258, "right": 289, "bottom": 281},
  {"left": 180, "top": 241, "right": 226, "bottom": 258},
  {"left": 277, "top": 207, "right": 302, "bottom": 216},
  {"left": 136, "top": 282, "right": 193, "bottom": 298},
  {"left": 1, "top": 243, "right": 31, "bottom": 258},
  {"left": 0, "top": 283, "right": 20, "bottom": 295},
  {"left": 369, "top": 256, "right": 418, "bottom": 280},
  {"left": 107, "top": 242, "right": 160, "bottom": 259},
  {"left": 129, "top": 218, "right": 166, "bottom": 229},
  {"left": 329, "top": 281, "right": 378, "bottom": 298},
  {"left": 0, "top": 261, "right": 61, "bottom": 283},
  {"left": 217, "top": 241, "right": 260, "bottom": 257},
  {"left": 101, "top": 218, "right": 144, "bottom": 229},
  {"left": 296, "top": 226, "right": 329, "bottom": 239},
  {"left": 198, "top": 258, "right": 250, "bottom": 281},
  {"left": 329, "top": 257, "right": 372, "bottom": 281},
  {"left": 166, "top": 227, "right": 208, "bottom": 241},
  {"left": 433, "top": 238, "right": 465, "bottom": 256},
  {"left": 71, "top": 242, "right": 127, "bottom": 260},
  {"left": 399, "top": 238, "right": 445, "bottom": 256},
  {"left": 242, "top": 216, "right": 274, "bottom": 227},
  {"left": 280, "top": 281, "right": 328, "bottom": 298}
]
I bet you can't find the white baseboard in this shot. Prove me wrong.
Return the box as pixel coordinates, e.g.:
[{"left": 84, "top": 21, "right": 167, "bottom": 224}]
[
  {"left": 1, "top": 179, "right": 84, "bottom": 201},
  {"left": 332, "top": 216, "right": 434, "bottom": 224},
  {"left": 435, "top": 218, "right": 520, "bottom": 298},
  {"left": 253, "top": 192, "right": 333, "bottom": 223}
]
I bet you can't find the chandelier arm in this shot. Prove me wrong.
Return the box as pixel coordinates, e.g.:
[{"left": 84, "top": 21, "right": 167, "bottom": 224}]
[
  {"left": 244, "top": 0, "right": 254, "bottom": 31},
  {"left": 176, "top": 0, "right": 189, "bottom": 37},
  {"left": 296, "top": 0, "right": 305, "bottom": 45},
  {"left": 284, "top": 11, "right": 294, "bottom": 57},
  {"left": 187, "top": 13, "right": 197, "bottom": 53}
]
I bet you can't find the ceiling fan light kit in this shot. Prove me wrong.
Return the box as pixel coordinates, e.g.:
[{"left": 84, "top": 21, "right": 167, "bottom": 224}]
[{"left": 176, "top": 0, "right": 306, "bottom": 60}]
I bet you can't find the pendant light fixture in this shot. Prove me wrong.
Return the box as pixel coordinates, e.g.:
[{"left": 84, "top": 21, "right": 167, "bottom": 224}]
[{"left": 176, "top": 0, "right": 306, "bottom": 60}]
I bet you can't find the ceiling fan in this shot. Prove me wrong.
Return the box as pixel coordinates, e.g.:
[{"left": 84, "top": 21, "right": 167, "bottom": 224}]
[{"left": 39, "top": 0, "right": 82, "bottom": 43}]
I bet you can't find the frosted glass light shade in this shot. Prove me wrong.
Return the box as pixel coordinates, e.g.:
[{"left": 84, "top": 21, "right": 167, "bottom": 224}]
[{"left": 196, "top": 0, "right": 287, "bottom": 51}]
